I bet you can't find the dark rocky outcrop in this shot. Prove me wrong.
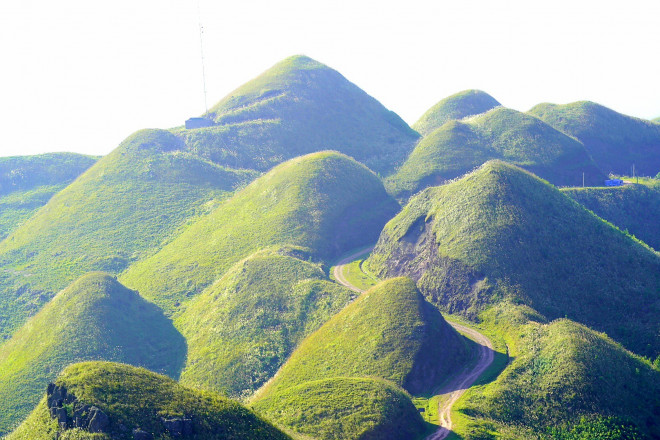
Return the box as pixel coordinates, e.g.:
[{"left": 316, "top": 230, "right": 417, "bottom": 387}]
[
  {"left": 47, "top": 383, "right": 110, "bottom": 434},
  {"left": 161, "top": 417, "right": 194, "bottom": 437}
]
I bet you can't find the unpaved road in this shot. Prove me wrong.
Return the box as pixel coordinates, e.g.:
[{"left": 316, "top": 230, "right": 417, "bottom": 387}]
[{"left": 334, "top": 249, "right": 495, "bottom": 440}]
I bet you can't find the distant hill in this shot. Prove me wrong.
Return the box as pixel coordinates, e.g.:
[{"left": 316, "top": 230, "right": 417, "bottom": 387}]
[
  {"left": 0, "top": 129, "right": 255, "bottom": 339},
  {"left": 412, "top": 89, "right": 501, "bottom": 136},
  {"left": 0, "top": 153, "right": 97, "bottom": 239},
  {"left": 177, "top": 246, "right": 354, "bottom": 399},
  {"left": 529, "top": 101, "right": 660, "bottom": 177},
  {"left": 0, "top": 273, "right": 186, "bottom": 436},
  {"left": 121, "top": 151, "right": 399, "bottom": 314},
  {"left": 563, "top": 184, "right": 660, "bottom": 251},
  {"left": 653, "top": 116, "right": 660, "bottom": 123},
  {"left": 368, "top": 161, "right": 660, "bottom": 358},
  {"left": 175, "top": 55, "right": 419, "bottom": 174},
  {"left": 388, "top": 107, "right": 604, "bottom": 199},
  {"left": 7, "top": 361, "right": 289, "bottom": 440}
]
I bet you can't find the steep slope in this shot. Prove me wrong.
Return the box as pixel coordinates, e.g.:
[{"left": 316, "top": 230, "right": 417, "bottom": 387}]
[
  {"left": 176, "top": 246, "right": 354, "bottom": 399},
  {"left": 0, "top": 273, "right": 186, "bottom": 436},
  {"left": 563, "top": 183, "right": 660, "bottom": 251},
  {"left": 388, "top": 107, "right": 604, "bottom": 199},
  {"left": 368, "top": 161, "right": 660, "bottom": 358},
  {"left": 121, "top": 151, "right": 400, "bottom": 313},
  {"left": 0, "top": 129, "right": 255, "bottom": 338},
  {"left": 7, "top": 362, "right": 289, "bottom": 440},
  {"left": 175, "top": 55, "right": 419, "bottom": 174},
  {"left": 529, "top": 101, "right": 660, "bottom": 177},
  {"left": 257, "top": 277, "right": 470, "bottom": 397},
  {"left": 0, "top": 153, "right": 97, "bottom": 239},
  {"left": 412, "top": 90, "right": 501, "bottom": 136}
]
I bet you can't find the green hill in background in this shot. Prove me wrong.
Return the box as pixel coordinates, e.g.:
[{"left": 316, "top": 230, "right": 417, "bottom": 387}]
[
  {"left": 0, "top": 273, "right": 185, "bottom": 436},
  {"left": 0, "top": 129, "right": 256, "bottom": 339},
  {"left": 7, "top": 361, "right": 289, "bottom": 440},
  {"left": 412, "top": 89, "right": 501, "bottom": 136},
  {"left": 121, "top": 151, "right": 399, "bottom": 314},
  {"left": 388, "top": 108, "right": 604, "bottom": 199},
  {"left": 174, "top": 55, "right": 419, "bottom": 174},
  {"left": 368, "top": 161, "right": 660, "bottom": 358},
  {"left": 563, "top": 183, "right": 660, "bottom": 251},
  {"left": 177, "top": 246, "right": 354, "bottom": 399},
  {"left": 0, "top": 153, "right": 97, "bottom": 239},
  {"left": 529, "top": 101, "right": 660, "bottom": 177}
]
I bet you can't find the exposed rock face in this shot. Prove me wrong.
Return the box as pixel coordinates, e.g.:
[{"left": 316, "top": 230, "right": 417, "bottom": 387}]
[
  {"left": 46, "top": 383, "right": 110, "bottom": 434},
  {"left": 133, "top": 428, "right": 154, "bottom": 440},
  {"left": 161, "top": 416, "right": 194, "bottom": 437}
]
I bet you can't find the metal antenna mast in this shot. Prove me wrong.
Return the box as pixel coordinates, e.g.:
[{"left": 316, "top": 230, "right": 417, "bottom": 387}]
[{"left": 197, "top": 0, "right": 209, "bottom": 116}]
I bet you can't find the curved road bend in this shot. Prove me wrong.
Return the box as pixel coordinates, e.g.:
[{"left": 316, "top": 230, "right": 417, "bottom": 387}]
[{"left": 333, "top": 249, "right": 495, "bottom": 440}]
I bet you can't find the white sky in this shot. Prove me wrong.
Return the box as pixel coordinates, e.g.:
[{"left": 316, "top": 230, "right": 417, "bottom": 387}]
[{"left": 1, "top": 0, "right": 659, "bottom": 158}]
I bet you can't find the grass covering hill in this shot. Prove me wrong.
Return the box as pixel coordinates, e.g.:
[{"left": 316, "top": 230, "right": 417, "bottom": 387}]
[
  {"left": 367, "top": 161, "right": 660, "bottom": 358},
  {"left": 176, "top": 246, "right": 354, "bottom": 399},
  {"left": 121, "top": 151, "right": 399, "bottom": 314},
  {"left": 562, "top": 184, "right": 660, "bottom": 251},
  {"left": 255, "top": 277, "right": 470, "bottom": 397},
  {"left": 0, "top": 129, "right": 256, "bottom": 339},
  {"left": 0, "top": 153, "right": 97, "bottom": 239},
  {"left": 0, "top": 272, "right": 186, "bottom": 436},
  {"left": 7, "top": 361, "right": 290, "bottom": 440},
  {"left": 174, "top": 55, "right": 419, "bottom": 174},
  {"left": 388, "top": 107, "right": 604, "bottom": 199},
  {"left": 529, "top": 101, "right": 660, "bottom": 177},
  {"left": 252, "top": 377, "right": 428, "bottom": 440},
  {"left": 412, "top": 90, "right": 501, "bottom": 137}
]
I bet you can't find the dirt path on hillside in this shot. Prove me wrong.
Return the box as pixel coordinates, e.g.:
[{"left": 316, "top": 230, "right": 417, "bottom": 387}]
[{"left": 334, "top": 251, "right": 495, "bottom": 440}]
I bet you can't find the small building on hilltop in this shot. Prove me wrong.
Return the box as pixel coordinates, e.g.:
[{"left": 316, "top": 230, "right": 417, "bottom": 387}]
[
  {"left": 604, "top": 179, "right": 623, "bottom": 187},
  {"left": 185, "top": 117, "right": 214, "bottom": 129}
]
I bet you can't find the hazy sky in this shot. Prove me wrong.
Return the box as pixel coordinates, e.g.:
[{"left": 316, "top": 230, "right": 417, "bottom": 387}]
[{"left": 1, "top": 0, "right": 659, "bottom": 157}]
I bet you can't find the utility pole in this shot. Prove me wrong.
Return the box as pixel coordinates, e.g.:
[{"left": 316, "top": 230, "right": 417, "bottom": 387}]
[
  {"left": 582, "top": 172, "right": 585, "bottom": 188},
  {"left": 197, "top": 0, "right": 209, "bottom": 116}
]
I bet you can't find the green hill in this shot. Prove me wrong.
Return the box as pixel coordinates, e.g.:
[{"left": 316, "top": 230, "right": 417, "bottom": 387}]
[
  {"left": 412, "top": 89, "right": 501, "bottom": 136},
  {"left": 388, "top": 107, "right": 604, "bottom": 199},
  {"left": 252, "top": 377, "right": 427, "bottom": 440},
  {"left": 176, "top": 246, "right": 354, "bottom": 399},
  {"left": 0, "top": 129, "right": 255, "bottom": 339},
  {"left": 256, "top": 277, "right": 470, "bottom": 397},
  {"left": 0, "top": 272, "right": 186, "bottom": 436},
  {"left": 174, "top": 55, "right": 419, "bottom": 174},
  {"left": 121, "top": 151, "right": 399, "bottom": 314},
  {"left": 529, "top": 101, "right": 660, "bottom": 177},
  {"left": 7, "top": 361, "right": 289, "bottom": 440},
  {"left": 0, "top": 153, "right": 97, "bottom": 239},
  {"left": 562, "top": 184, "right": 660, "bottom": 251},
  {"left": 368, "top": 161, "right": 660, "bottom": 358}
]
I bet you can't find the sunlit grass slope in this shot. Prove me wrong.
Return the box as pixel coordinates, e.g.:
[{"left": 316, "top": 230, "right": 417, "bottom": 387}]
[
  {"left": 175, "top": 55, "right": 419, "bottom": 174},
  {"left": 562, "top": 184, "right": 660, "bottom": 251},
  {"left": 0, "top": 273, "right": 186, "bottom": 436},
  {"left": 0, "top": 153, "right": 97, "bottom": 239},
  {"left": 388, "top": 107, "right": 604, "bottom": 199},
  {"left": 7, "top": 361, "right": 290, "bottom": 440},
  {"left": 529, "top": 101, "right": 660, "bottom": 177},
  {"left": 253, "top": 377, "right": 427, "bottom": 440},
  {"left": 257, "top": 277, "right": 470, "bottom": 397},
  {"left": 121, "top": 151, "right": 399, "bottom": 314},
  {"left": 177, "top": 246, "right": 354, "bottom": 399},
  {"left": 368, "top": 161, "right": 660, "bottom": 358},
  {"left": 412, "top": 89, "right": 501, "bottom": 137},
  {"left": 0, "top": 129, "right": 255, "bottom": 339}
]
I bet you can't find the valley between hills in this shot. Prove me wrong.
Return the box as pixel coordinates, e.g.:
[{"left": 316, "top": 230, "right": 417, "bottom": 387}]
[{"left": 0, "top": 55, "right": 659, "bottom": 440}]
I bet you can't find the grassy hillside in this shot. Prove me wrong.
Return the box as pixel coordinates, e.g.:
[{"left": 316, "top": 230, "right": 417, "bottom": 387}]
[
  {"left": 256, "top": 277, "right": 470, "bottom": 397},
  {"left": 412, "top": 90, "right": 501, "bottom": 137},
  {"left": 7, "top": 361, "right": 289, "bottom": 440},
  {"left": 562, "top": 184, "right": 660, "bottom": 251},
  {"left": 0, "top": 129, "right": 255, "bottom": 339},
  {"left": 252, "top": 377, "right": 428, "bottom": 440},
  {"left": 0, "top": 273, "right": 185, "bottom": 436},
  {"left": 529, "top": 101, "right": 660, "bottom": 177},
  {"left": 174, "top": 55, "right": 419, "bottom": 174},
  {"left": 121, "top": 151, "right": 399, "bottom": 314},
  {"left": 368, "top": 161, "right": 660, "bottom": 358},
  {"left": 388, "top": 107, "right": 604, "bottom": 199},
  {"left": 0, "top": 153, "right": 97, "bottom": 239},
  {"left": 177, "top": 246, "right": 354, "bottom": 399}
]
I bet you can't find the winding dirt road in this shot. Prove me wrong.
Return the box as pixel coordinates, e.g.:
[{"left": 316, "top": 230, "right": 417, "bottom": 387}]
[{"left": 333, "top": 249, "right": 495, "bottom": 440}]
